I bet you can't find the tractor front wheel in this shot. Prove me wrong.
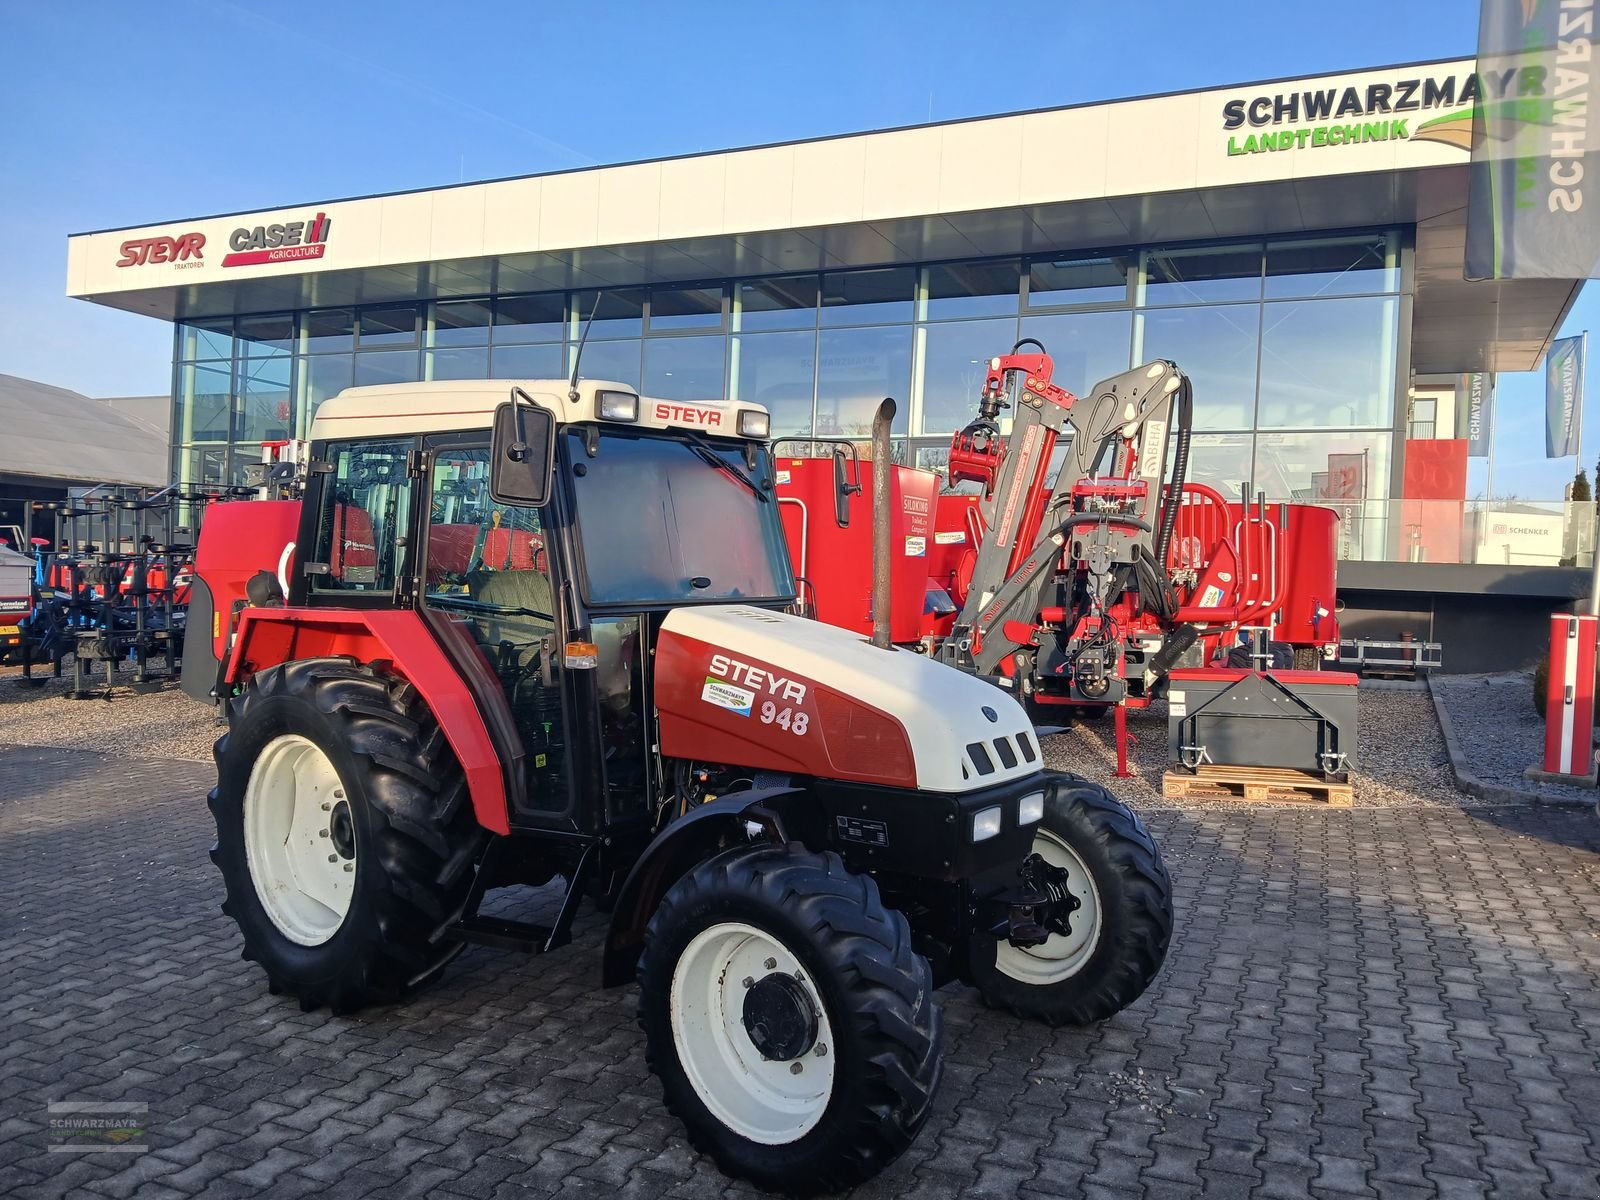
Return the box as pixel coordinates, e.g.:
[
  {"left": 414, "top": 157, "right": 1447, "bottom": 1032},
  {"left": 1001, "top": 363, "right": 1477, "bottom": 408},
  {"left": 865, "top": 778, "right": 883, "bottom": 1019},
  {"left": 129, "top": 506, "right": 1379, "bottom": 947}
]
[
  {"left": 638, "top": 845, "right": 940, "bottom": 1194},
  {"left": 969, "top": 774, "right": 1172, "bottom": 1026},
  {"left": 209, "top": 657, "right": 488, "bottom": 1013}
]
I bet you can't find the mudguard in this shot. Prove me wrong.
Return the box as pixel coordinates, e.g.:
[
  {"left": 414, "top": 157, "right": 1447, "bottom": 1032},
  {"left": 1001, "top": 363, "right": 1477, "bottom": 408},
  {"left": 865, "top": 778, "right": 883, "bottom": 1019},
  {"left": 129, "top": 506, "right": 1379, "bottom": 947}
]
[{"left": 601, "top": 786, "right": 817, "bottom": 987}]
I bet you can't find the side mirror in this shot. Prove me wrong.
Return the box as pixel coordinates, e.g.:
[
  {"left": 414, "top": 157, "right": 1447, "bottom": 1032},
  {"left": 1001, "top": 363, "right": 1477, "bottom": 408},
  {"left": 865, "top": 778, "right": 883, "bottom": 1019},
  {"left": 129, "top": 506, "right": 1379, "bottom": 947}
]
[
  {"left": 832, "top": 446, "right": 859, "bottom": 528},
  {"left": 490, "top": 391, "right": 556, "bottom": 507}
]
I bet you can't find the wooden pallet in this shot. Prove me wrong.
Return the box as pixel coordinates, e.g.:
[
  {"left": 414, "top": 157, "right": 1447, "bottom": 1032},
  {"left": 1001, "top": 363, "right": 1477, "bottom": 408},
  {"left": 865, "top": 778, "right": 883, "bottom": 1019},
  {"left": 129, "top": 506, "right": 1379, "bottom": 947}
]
[{"left": 1161, "top": 763, "right": 1353, "bottom": 806}]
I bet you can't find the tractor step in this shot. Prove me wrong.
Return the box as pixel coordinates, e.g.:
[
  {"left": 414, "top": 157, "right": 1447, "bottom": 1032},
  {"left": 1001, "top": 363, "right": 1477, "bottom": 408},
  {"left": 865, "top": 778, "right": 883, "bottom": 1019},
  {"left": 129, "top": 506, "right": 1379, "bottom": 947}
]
[
  {"left": 1162, "top": 763, "right": 1353, "bottom": 807},
  {"left": 449, "top": 915, "right": 566, "bottom": 954}
]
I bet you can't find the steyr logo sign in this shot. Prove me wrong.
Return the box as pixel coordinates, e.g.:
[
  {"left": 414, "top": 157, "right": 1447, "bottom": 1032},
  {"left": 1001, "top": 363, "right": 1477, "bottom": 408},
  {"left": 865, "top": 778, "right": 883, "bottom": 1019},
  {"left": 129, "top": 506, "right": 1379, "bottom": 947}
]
[
  {"left": 222, "top": 212, "right": 332, "bottom": 267},
  {"left": 116, "top": 232, "right": 205, "bottom": 268}
]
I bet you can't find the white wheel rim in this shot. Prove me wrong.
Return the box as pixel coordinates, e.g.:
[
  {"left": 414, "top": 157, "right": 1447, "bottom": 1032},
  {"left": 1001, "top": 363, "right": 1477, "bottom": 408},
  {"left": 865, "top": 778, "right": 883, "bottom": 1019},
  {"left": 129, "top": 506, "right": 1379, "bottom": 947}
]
[
  {"left": 243, "top": 734, "right": 356, "bottom": 946},
  {"left": 995, "top": 828, "right": 1103, "bottom": 985},
  {"left": 669, "top": 922, "right": 836, "bottom": 1145}
]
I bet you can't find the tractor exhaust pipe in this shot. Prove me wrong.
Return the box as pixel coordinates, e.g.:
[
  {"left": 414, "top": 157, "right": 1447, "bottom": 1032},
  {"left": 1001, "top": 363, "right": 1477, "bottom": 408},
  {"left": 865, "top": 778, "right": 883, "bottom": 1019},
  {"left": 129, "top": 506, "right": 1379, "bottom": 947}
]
[{"left": 871, "top": 398, "right": 897, "bottom": 650}]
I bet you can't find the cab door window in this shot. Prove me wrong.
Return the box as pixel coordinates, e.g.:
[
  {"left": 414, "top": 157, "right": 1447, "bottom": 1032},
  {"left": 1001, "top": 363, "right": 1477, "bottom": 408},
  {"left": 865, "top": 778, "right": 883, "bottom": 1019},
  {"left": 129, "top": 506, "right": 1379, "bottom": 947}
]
[{"left": 424, "top": 447, "right": 566, "bottom": 813}]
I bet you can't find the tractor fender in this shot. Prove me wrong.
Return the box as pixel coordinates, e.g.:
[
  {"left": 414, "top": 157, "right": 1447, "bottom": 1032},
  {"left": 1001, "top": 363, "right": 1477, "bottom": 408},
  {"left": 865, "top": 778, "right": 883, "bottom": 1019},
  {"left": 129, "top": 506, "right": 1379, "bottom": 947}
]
[
  {"left": 601, "top": 786, "right": 819, "bottom": 987},
  {"left": 225, "top": 607, "right": 515, "bottom": 835}
]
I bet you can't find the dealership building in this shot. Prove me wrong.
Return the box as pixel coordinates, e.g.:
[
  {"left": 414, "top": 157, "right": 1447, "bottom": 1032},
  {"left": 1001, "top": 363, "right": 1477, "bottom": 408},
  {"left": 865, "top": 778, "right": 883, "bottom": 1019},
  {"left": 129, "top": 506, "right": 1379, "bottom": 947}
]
[{"left": 64, "top": 56, "right": 1588, "bottom": 670}]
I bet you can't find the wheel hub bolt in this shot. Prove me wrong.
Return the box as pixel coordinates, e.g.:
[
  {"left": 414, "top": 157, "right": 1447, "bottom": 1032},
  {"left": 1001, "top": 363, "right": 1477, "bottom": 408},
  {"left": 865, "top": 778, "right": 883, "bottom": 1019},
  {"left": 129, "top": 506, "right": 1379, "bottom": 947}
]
[
  {"left": 789, "top": 1062, "right": 803, "bottom": 1075},
  {"left": 742, "top": 976, "right": 754, "bottom": 989},
  {"left": 815, "top": 1043, "right": 827, "bottom": 1057},
  {"left": 319, "top": 829, "right": 329, "bottom": 838},
  {"left": 327, "top": 854, "right": 337, "bottom": 863},
  {"left": 764, "top": 958, "right": 777, "bottom": 970},
  {"left": 343, "top": 864, "right": 353, "bottom": 873}
]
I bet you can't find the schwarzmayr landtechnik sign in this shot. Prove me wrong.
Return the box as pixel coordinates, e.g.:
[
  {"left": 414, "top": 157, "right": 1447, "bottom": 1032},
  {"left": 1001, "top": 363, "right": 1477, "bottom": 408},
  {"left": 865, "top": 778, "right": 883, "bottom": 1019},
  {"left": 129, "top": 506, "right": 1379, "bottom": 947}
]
[{"left": 1221, "top": 65, "right": 1537, "bottom": 156}]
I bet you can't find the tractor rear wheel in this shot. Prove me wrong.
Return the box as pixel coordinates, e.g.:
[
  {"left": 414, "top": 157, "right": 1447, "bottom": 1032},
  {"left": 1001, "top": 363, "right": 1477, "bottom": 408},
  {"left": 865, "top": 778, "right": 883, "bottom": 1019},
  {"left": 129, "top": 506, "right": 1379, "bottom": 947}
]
[
  {"left": 969, "top": 774, "right": 1172, "bottom": 1026},
  {"left": 638, "top": 845, "right": 940, "bottom": 1195},
  {"left": 209, "top": 657, "right": 488, "bottom": 1013}
]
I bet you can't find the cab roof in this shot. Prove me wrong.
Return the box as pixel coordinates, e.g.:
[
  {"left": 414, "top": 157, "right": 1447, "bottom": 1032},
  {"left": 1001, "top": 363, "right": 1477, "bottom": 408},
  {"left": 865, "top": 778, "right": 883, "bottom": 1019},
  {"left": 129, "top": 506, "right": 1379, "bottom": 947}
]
[{"left": 309, "top": 378, "right": 770, "bottom": 442}]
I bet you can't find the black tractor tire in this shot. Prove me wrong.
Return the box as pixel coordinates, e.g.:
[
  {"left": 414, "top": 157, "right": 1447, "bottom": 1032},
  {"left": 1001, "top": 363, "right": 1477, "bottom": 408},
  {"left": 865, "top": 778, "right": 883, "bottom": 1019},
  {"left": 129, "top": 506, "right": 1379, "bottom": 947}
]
[
  {"left": 1292, "top": 645, "right": 1321, "bottom": 672},
  {"left": 969, "top": 773, "right": 1172, "bottom": 1026},
  {"left": 638, "top": 844, "right": 940, "bottom": 1195},
  {"left": 209, "top": 657, "right": 489, "bottom": 1013}
]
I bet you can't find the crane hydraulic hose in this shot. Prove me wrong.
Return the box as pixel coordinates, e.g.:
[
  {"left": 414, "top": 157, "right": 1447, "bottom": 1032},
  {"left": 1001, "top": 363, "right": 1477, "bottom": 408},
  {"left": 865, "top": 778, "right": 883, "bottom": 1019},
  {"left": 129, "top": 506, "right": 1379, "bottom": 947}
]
[{"left": 1153, "top": 375, "right": 1193, "bottom": 572}]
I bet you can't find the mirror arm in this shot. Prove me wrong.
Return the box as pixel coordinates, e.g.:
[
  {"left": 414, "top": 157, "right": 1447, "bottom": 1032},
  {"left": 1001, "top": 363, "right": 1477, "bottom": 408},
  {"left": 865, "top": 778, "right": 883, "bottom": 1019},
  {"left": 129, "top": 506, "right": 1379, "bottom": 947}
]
[{"left": 508, "top": 386, "right": 537, "bottom": 462}]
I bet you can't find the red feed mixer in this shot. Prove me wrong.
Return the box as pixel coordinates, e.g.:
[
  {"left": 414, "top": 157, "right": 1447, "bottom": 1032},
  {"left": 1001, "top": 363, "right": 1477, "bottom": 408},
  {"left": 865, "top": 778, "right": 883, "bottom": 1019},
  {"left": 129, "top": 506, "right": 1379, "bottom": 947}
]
[{"left": 777, "top": 340, "right": 1341, "bottom": 772}]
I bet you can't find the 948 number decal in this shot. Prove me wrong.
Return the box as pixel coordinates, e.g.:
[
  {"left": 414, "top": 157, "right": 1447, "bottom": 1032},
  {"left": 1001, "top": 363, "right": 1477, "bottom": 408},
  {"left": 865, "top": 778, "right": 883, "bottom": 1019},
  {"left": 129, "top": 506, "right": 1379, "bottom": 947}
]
[{"left": 759, "top": 701, "right": 809, "bottom": 736}]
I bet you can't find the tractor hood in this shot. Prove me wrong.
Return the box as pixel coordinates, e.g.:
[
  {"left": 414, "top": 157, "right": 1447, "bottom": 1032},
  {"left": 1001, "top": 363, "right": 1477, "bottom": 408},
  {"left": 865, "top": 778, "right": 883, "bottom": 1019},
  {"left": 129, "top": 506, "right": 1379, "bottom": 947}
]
[{"left": 654, "top": 605, "right": 1040, "bottom": 793}]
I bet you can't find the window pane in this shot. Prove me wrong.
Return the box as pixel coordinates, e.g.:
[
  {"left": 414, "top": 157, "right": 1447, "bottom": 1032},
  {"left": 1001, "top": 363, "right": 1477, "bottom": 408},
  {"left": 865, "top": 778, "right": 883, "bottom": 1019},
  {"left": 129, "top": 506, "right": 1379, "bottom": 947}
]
[
  {"left": 644, "top": 335, "right": 725, "bottom": 401},
  {"left": 924, "top": 260, "right": 1020, "bottom": 320},
  {"left": 177, "top": 362, "right": 232, "bottom": 442},
  {"left": 490, "top": 342, "right": 564, "bottom": 379},
  {"left": 176, "top": 445, "right": 228, "bottom": 490},
  {"left": 494, "top": 293, "right": 565, "bottom": 343},
  {"left": 570, "top": 338, "right": 641, "bottom": 391},
  {"left": 1026, "top": 254, "right": 1132, "bottom": 308},
  {"left": 1256, "top": 297, "right": 1397, "bottom": 429},
  {"left": 1180, "top": 433, "right": 1257, "bottom": 498},
  {"left": 428, "top": 347, "right": 490, "bottom": 380},
  {"left": 816, "top": 325, "right": 911, "bottom": 437},
  {"left": 736, "top": 276, "right": 819, "bottom": 332},
  {"left": 733, "top": 330, "right": 815, "bottom": 437},
  {"left": 919, "top": 317, "right": 1018, "bottom": 436},
  {"left": 358, "top": 305, "right": 419, "bottom": 347},
  {"left": 237, "top": 313, "right": 294, "bottom": 358},
  {"left": 1260, "top": 434, "right": 1387, "bottom": 498},
  {"left": 820, "top": 267, "right": 914, "bottom": 327},
  {"left": 354, "top": 349, "right": 421, "bottom": 387},
  {"left": 236, "top": 356, "right": 293, "bottom": 443},
  {"left": 431, "top": 299, "right": 493, "bottom": 346},
  {"left": 300, "top": 309, "right": 354, "bottom": 354},
  {"left": 179, "top": 319, "right": 233, "bottom": 361},
  {"left": 1140, "top": 243, "right": 1263, "bottom": 305},
  {"left": 300, "top": 354, "right": 352, "bottom": 434},
  {"left": 571, "top": 288, "right": 645, "bottom": 338},
  {"left": 1265, "top": 234, "right": 1397, "bottom": 298},
  {"left": 649, "top": 285, "right": 724, "bottom": 332},
  {"left": 1135, "top": 306, "right": 1259, "bottom": 430},
  {"left": 1018, "top": 309, "right": 1134, "bottom": 396}
]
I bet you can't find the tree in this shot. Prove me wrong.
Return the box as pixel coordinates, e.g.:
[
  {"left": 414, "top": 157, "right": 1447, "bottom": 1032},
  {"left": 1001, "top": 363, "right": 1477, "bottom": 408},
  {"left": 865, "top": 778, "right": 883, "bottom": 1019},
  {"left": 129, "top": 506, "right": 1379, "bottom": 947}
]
[{"left": 1574, "top": 467, "right": 1592, "bottom": 503}]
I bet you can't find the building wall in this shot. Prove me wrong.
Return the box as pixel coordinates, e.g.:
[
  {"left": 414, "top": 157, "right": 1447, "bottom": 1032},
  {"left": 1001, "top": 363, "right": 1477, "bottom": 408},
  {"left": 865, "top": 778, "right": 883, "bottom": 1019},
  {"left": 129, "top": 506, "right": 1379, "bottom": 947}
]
[{"left": 172, "top": 229, "right": 1410, "bottom": 559}]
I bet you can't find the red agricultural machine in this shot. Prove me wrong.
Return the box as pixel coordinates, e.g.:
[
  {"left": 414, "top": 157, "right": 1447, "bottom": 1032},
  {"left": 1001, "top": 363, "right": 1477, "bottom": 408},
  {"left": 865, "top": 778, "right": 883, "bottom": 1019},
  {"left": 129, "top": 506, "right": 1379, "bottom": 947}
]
[
  {"left": 185, "top": 377, "right": 1173, "bottom": 1193},
  {"left": 777, "top": 340, "right": 1348, "bottom": 777}
]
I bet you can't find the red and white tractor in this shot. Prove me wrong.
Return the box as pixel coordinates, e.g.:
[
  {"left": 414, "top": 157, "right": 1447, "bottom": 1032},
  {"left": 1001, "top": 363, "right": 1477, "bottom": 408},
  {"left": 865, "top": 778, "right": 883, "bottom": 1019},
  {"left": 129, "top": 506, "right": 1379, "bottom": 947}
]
[{"left": 186, "top": 377, "right": 1173, "bottom": 1193}]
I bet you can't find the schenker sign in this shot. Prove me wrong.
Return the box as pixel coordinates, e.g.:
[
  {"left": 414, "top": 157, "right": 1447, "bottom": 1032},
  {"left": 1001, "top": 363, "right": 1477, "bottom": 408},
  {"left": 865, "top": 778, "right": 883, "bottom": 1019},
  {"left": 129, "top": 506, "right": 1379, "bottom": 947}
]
[{"left": 1221, "top": 65, "right": 1547, "bottom": 156}]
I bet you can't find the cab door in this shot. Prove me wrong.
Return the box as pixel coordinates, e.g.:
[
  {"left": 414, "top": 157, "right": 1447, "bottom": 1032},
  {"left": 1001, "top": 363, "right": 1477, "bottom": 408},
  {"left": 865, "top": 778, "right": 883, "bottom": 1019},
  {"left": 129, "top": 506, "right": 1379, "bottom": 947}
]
[{"left": 417, "top": 437, "right": 576, "bottom": 826}]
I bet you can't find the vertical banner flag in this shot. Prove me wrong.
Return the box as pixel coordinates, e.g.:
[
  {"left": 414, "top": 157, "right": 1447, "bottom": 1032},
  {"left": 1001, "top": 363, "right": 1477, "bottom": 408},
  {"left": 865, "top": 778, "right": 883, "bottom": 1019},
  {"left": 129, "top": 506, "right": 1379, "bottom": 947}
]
[
  {"left": 1457, "top": 372, "right": 1496, "bottom": 458},
  {"left": 1466, "top": 0, "right": 1600, "bottom": 280},
  {"left": 1546, "top": 333, "right": 1587, "bottom": 457}
]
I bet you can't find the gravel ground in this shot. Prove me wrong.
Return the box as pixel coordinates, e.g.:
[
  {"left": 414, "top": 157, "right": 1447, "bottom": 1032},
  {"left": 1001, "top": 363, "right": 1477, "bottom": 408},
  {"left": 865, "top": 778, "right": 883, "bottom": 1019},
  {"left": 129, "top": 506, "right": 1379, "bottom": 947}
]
[
  {"left": 0, "top": 659, "right": 218, "bottom": 763},
  {"left": 1040, "top": 684, "right": 1466, "bottom": 810},
  {"left": 0, "top": 658, "right": 1477, "bottom": 809},
  {"left": 1430, "top": 669, "right": 1600, "bottom": 804}
]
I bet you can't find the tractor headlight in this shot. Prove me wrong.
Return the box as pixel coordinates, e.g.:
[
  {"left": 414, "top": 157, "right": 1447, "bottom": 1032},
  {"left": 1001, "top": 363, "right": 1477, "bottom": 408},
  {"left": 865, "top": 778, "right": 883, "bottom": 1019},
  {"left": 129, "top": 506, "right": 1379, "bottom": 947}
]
[
  {"left": 737, "top": 410, "right": 771, "bottom": 439},
  {"left": 971, "top": 805, "right": 1003, "bottom": 842},
  {"left": 598, "top": 390, "right": 640, "bottom": 422},
  {"left": 1018, "top": 791, "right": 1045, "bottom": 826}
]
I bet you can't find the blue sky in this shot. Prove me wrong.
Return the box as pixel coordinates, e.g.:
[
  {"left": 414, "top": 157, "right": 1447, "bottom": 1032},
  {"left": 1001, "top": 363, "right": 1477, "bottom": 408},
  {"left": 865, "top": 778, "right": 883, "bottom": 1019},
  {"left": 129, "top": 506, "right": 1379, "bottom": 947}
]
[{"left": 0, "top": 0, "right": 1590, "bottom": 497}]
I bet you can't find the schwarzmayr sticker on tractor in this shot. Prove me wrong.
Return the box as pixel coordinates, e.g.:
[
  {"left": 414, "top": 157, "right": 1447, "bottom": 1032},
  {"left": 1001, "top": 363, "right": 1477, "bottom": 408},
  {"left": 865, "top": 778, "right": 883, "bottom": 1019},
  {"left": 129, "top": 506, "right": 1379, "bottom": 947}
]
[{"left": 701, "top": 676, "right": 755, "bottom": 716}]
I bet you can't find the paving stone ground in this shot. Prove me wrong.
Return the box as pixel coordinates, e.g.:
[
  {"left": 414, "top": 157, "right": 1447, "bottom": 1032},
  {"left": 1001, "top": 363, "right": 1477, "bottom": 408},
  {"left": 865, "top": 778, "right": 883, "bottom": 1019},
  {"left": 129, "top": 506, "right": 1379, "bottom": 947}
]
[{"left": 3, "top": 742, "right": 1600, "bottom": 1199}]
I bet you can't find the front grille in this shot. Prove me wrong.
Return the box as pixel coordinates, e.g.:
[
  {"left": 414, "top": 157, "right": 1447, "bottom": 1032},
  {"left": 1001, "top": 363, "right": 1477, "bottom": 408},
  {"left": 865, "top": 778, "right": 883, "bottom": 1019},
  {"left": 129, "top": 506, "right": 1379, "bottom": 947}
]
[
  {"left": 966, "top": 741, "right": 996, "bottom": 775},
  {"left": 994, "top": 737, "right": 1019, "bottom": 769}
]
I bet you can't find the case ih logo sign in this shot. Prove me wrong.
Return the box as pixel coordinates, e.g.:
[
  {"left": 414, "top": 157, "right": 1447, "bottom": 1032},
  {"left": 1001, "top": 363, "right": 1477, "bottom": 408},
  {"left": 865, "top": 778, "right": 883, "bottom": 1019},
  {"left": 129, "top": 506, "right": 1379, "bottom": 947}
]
[{"left": 222, "top": 213, "right": 332, "bottom": 267}]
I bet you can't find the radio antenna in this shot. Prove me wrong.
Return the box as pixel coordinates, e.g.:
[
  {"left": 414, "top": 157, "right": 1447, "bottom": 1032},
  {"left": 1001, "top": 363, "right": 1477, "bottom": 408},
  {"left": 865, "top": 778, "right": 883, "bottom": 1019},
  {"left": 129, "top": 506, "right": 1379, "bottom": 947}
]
[{"left": 568, "top": 290, "right": 603, "bottom": 403}]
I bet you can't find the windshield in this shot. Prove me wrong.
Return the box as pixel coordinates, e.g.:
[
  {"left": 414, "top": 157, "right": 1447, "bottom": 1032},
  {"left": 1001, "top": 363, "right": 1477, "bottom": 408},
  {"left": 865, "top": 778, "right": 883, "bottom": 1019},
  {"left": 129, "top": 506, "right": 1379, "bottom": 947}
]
[{"left": 568, "top": 429, "right": 795, "bottom": 605}]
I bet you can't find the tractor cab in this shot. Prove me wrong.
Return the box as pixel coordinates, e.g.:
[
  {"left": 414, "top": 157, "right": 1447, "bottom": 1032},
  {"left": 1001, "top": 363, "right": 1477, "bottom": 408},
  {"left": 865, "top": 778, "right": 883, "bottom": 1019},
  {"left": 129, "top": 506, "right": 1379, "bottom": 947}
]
[{"left": 284, "top": 379, "right": 792, "bottom": 838}]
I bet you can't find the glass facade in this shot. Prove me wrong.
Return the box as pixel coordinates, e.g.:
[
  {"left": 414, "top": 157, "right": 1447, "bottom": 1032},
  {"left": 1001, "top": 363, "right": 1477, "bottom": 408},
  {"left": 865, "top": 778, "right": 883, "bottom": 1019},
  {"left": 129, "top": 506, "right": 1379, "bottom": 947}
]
[{"left": 172, "top": 231, "right": 1405, "bottom": 553}]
